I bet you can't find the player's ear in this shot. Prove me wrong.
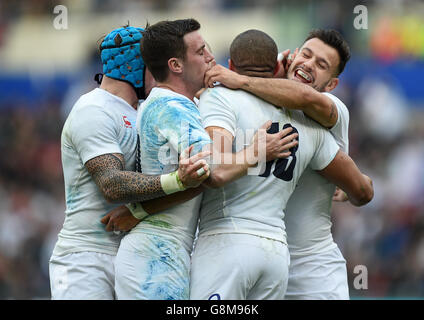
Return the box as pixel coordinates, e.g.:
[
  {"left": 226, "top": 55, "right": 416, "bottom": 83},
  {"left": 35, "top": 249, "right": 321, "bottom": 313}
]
[
  {"left": 324, "top": 77, "right": 339, "bottom": 92},
  {"left": 273, "top": 62, "right": 280, "bottom": 76},
  {"left": 228, "top": 59, "right": 235, "bottom": 71},
  {"left": 168, "top": 57, "right": 183, "bottom": 74}
]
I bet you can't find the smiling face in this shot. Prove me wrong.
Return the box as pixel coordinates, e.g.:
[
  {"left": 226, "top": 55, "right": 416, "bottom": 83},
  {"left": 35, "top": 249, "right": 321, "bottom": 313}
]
[
  {"left": 287, "top": 37, "right": 340, "bottom": 92},
  {"left": 181, "top": 31, "right": 215, "bottom": 94}
]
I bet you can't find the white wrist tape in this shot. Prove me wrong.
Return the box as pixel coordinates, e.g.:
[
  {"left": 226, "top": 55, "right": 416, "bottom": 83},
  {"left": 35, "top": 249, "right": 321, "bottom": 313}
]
[
  {"left": 125, "top": 202, "right": 149, "bottom": 221},
  {"left": 161, "top": 170, "right": 186, "bottom": 195}
]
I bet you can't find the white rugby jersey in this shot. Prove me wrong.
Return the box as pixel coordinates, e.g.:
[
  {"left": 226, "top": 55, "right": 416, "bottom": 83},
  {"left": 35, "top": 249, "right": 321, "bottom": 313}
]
[
  {"left": 284, "top": 92, "right": 350, "bottom": 255},
  {"left": 130, "top": 88, "right": 212, "bottom": 252},
  {"left": 52, "top": 88, "right": 138, "bottom": 257},
  {"left": 197, "top": 86, "right": 340, "bottom": 244}
]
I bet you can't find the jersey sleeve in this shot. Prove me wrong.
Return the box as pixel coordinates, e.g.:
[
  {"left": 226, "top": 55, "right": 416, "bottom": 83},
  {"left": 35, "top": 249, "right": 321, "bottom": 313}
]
[
  {"left": 198, "top": 87, "right": 237, "bottom": 137},
  {"left": 158, "top": 99, "right": 212, "bottom": 156},
  {"left": 309, "top": 127, "right": 340, "bottom": 171},
  {"left": 322, "top": 92, "right": 350, "bottom": 153},
  {"left": 70, "top": 105, "right": 122, "bottom": 164}
]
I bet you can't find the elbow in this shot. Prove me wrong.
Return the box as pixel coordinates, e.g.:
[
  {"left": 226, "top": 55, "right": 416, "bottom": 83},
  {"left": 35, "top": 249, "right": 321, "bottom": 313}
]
[
  {"left": 350, "top": 185, "right": 374, "bottom": 207},
  {"left": 363, "top": 185, "right": 374, "bottom": 205},
  {"left": 322, "top": 117, "right": 337, "bottom": 129},
  {"left": 353, "top": 191, "right": 373, "bottom": 207}
]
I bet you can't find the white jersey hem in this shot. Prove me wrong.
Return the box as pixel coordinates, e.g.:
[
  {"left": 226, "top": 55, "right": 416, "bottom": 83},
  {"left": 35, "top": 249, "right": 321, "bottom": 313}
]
[
  {"left": 289, "top": 241, "right": 338, "bottom": 257},
  {"left": 198, "top": 229, "right": 287, "bottom": 245},
  {"left": 51, "top": 245, "right": 119, "bottom": 259}
]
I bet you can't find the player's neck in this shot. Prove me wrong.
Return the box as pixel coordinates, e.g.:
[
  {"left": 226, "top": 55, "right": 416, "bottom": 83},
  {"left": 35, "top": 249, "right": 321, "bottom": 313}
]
[
  {"left": 100, "top": 76, "right": 138, "bottom": 109},
  {"left": 156, "top": 77, "right": 196, "bottom": 102}
]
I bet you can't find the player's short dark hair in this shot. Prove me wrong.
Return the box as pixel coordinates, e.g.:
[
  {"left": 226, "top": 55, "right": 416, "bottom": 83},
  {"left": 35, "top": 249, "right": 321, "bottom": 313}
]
[
  {"left": 230, "top": 29, "right": 278, "bottom": 77},
  {"left": 304, "top": 29, "right": 351, "bottom": 76},
  {"left": 140, "top": 19, "right": 201, "bottom": 82}
]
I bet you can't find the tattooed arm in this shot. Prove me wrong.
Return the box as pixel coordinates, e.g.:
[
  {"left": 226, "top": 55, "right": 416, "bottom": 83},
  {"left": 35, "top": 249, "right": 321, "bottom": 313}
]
[
  {"left": 204, "top": 65, "right": 338, "bottom": 128},
  {"left": 96, "top": 148, "right": 210, "bottom": 231},
  {"left": 85, "top": 149, "right": 210, "bottom": 203},
  {"left": 85, "top": 153, "right": 165, "bottom": 203}
]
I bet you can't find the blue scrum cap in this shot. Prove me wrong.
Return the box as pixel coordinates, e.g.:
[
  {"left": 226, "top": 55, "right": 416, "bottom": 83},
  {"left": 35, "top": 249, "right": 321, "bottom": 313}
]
[{"left": 98, "top": 26, "right": 146, "bottom": 99}]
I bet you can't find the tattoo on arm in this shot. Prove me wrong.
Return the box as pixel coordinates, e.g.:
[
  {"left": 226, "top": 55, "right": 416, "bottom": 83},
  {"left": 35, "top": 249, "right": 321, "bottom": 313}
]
[{"left": 85, "top": 153, "right": 165, "bottom": 203}]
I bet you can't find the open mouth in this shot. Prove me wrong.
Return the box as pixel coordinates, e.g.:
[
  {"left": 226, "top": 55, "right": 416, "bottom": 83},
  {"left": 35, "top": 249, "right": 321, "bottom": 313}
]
[{"left": 294, "top": 69, "right": 313, "bottom": 84}]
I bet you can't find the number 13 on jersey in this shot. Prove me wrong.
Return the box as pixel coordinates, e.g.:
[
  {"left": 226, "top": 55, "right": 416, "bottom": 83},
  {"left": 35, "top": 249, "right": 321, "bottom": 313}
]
[{"left": 259, "top": 122, "right": 299, "bottom": 181}]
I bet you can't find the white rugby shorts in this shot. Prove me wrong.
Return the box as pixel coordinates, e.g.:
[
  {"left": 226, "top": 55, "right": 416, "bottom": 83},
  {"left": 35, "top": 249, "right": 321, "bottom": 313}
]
[
  {"left": 285, "top": 246, "right": 349, "bottom": 300},
  {"left": 49, "top": 251, "right": 115, "bottom": 300},
  {"left": 190, "top": 233, "right": 290, "bottom": 300}
]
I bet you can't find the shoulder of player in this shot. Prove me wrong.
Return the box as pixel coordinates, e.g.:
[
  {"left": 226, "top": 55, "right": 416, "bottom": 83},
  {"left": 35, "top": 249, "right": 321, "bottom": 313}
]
[
  {"left": 150, "top": 89, "right": 197, "bottom": 111},
  {"left": 74, "top": 88, "right": 135, "bottom": 118},
  {"left": 81, "top": 88, "right": 127, "bottom": 109},
  {"left": 199, "top": 85, "right": 254, "bottom": 110},
  {"left": 142, "top": 96, "right": 202, "bottom": 130},
  {"left": 66, "top": 100, "right": 130, "bottom": 143},
  {"left": 203, "top": 84, "right": 252, "bottom": 98}
]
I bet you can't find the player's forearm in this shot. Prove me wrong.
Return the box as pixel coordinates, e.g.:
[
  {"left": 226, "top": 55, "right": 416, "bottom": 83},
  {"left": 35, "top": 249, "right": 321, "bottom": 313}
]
[
  {"left": 205, "top": 163, "right": 247, "bottom": 188},
  {"left": 141, "top": 185, "right": 205, "bottom": 214},
  {"left": 204, "top": 145, "right": 257, "bottom": 188},
  {"left": 242, "top": 77, "right": 336, "bottom": 128},
  {"left": 95, "top": 169, "right": 166, "bottom": 203},
  {"left": 240, "top": 76, "right": 307, "bottom": 110},
  {"left": 319, "top": 152, "right": 374, "bottom": 207},
  {"left": 87, "top": 153, "right": 197, "bottom": 204}
]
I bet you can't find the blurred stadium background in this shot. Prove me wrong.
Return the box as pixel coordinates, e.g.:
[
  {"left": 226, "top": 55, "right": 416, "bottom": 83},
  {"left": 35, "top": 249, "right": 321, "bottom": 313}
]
[{"left": 0, "top": 0, "right": 423, "bottom": 299}]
